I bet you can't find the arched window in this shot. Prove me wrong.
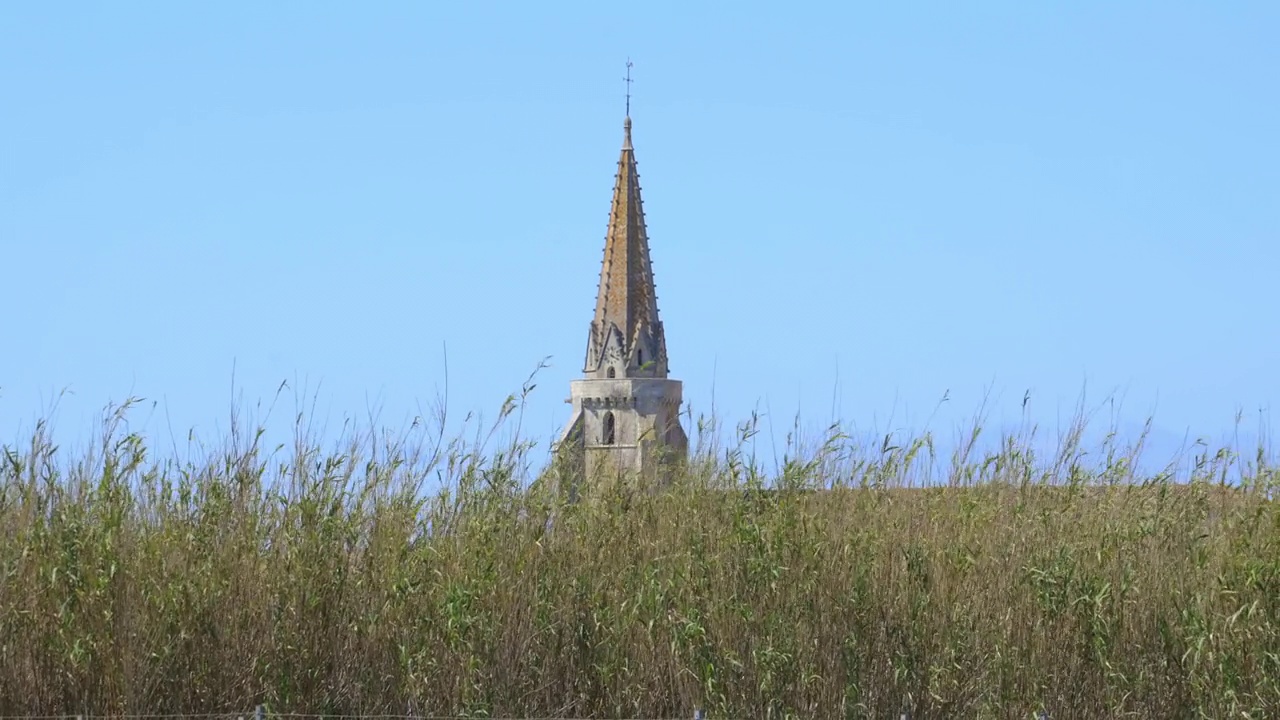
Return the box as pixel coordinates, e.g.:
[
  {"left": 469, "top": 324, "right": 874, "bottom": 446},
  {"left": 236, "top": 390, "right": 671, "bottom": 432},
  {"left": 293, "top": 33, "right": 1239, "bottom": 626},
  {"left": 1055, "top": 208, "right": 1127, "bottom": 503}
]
[
  {"left": 607, "top": 366, "right": 616, "bottom": 378},
  {"left": 602, "top": 411, "right": 616, "bottom": 445},
  {"left": 637, "top": 348, "right": 644, "bottom": 366}
]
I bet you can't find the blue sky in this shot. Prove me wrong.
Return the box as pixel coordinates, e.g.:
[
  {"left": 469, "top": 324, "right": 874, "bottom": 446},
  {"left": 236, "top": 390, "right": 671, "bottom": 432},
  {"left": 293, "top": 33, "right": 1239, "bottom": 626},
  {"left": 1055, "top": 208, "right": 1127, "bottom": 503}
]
[{"left": 2, "top": 2, "right": 1277, "bottom": 472}]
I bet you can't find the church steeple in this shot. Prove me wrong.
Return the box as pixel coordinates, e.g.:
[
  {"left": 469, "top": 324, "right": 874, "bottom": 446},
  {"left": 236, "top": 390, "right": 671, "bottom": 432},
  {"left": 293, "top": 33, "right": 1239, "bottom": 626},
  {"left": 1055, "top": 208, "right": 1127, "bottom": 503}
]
[
  {"left": 584, "top": 116, "right": 669, "bottom": 379},
  {"left": 557, "top": 100, "right": 687, "bottom": 488}
]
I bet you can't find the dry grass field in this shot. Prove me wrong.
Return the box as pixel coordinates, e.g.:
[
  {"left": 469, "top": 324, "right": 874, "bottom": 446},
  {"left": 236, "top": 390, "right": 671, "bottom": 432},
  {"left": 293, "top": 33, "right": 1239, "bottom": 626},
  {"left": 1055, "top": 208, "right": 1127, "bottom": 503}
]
[{"left": 1, "top": 395, "right": 1277, "bottom": 718}]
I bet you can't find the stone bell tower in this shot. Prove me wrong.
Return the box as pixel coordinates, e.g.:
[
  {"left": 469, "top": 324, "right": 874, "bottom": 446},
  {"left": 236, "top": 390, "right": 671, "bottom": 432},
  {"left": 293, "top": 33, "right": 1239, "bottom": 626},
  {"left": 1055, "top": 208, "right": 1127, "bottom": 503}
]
[{"left": 557, "top": 114, "right": 688, "bottom": 485}]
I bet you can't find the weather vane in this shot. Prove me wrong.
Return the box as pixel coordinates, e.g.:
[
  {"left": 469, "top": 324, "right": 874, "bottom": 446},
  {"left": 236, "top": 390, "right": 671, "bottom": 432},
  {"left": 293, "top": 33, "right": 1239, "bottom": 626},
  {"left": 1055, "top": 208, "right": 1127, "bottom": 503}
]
[{"left": 624, "top": 58, "right": 633, "bottom": 117}]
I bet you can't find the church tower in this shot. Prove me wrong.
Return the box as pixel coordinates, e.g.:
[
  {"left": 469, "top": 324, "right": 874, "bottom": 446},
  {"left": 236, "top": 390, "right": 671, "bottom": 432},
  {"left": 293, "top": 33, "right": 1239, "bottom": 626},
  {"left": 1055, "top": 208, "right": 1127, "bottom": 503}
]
[{"left": 557, "top": 114, "right": 688, "bottom": 485}]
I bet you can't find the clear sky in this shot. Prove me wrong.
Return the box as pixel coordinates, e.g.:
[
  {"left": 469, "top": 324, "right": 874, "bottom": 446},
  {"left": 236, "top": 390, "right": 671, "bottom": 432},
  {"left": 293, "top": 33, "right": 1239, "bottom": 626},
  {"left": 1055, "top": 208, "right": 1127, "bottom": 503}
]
[{"left": 2, "top": 2, "right": 1277, "bottom": 473}]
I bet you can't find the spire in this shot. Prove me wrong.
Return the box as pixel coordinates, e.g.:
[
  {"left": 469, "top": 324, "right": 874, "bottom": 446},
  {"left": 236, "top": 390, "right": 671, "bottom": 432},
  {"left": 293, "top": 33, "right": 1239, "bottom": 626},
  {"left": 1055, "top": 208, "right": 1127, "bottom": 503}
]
[{"left": 583, "top": 115, "right": 669, "bottom": 379}]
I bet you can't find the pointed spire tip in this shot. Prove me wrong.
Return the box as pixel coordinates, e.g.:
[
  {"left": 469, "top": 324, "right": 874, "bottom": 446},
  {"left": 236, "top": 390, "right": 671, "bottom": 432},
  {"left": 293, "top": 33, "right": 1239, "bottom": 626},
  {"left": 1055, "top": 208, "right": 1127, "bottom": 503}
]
[{"left": 623, "top": 116, "right": 633, "bottom": 150}]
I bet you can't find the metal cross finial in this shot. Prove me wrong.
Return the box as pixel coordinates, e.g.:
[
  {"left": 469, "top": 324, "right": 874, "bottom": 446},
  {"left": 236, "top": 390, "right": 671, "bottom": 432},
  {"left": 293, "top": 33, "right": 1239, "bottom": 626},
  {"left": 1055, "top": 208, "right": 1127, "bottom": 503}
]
[{"left": 624, "top": 59, "right": 633, "bottom": 117}]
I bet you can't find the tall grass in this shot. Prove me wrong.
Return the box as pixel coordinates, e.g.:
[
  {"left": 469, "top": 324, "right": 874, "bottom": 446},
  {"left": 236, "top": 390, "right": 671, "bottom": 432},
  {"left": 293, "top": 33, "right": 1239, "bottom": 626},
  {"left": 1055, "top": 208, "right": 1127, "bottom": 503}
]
[{"left": 1, "top": 388, "right": 1278, "bottom": 718}]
